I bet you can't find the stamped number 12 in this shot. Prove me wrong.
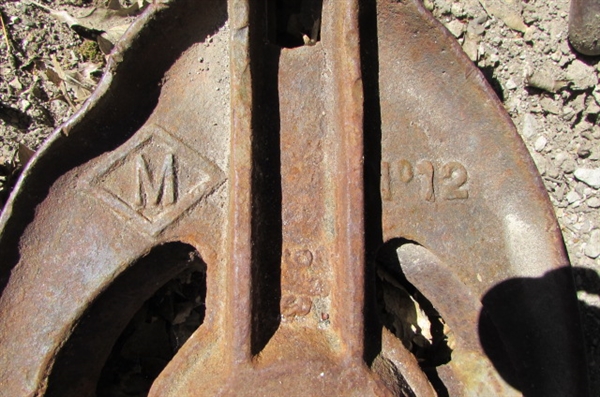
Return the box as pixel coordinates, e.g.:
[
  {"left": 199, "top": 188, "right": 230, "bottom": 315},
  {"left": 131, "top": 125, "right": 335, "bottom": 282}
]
[{"left": 381, "top": 159, "right": 469, "bottom": 202}]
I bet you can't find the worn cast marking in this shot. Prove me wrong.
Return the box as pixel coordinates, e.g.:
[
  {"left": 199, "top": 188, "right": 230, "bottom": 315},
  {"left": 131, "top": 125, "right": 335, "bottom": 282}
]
[
  {"left": 135, "top": 153, "right": 177, "bottom": 209},
  {"left": 382, "top": 159, "right": 469, "bottom": 202},
  {"left": 82, "top": 125, "right": 226, "bottom": 236}
]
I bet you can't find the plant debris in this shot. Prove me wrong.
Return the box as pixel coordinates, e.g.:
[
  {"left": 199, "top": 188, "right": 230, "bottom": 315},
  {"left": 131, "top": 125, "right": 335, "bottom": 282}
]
[
  {"left": 28, "top": 0, "right": 149, "bottom": 53},
  {"left": 42, "top": 54, "right": 101, "bottom": 105},
  {"left": 477, "top": 0, "right": 527, "bottom": 32}
]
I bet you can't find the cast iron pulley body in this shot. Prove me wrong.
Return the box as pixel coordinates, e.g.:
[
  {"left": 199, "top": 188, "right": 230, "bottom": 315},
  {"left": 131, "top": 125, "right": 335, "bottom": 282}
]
[{"left": 0, "top": 0, "right": 589, "bottom": 396}]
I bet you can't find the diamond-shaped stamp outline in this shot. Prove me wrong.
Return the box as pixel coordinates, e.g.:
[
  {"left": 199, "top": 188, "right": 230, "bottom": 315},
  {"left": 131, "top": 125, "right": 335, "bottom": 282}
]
[{"left": 82, "top": 124, "right": 226, "bottom": 236}]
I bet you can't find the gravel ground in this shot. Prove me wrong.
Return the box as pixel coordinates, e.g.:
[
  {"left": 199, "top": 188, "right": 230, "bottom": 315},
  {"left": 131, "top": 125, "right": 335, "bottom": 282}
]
[{"left": 0, "top": 0, "right": 599, "bottom": 394}]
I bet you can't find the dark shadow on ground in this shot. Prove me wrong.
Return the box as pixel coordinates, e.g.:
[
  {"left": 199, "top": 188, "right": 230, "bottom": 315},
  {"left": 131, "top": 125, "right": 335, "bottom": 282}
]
[{"left": 479, "top": 266, "right": 593, "bottom": 397}]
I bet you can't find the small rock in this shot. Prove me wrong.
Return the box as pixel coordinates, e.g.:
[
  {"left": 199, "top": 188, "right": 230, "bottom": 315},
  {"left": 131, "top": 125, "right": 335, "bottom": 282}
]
[
  {"left": 561, "top": 106, "right": 576, "bottom": 121},
  {"left": 462, "top": 34, "right": 479, "bottom": 61},
  {"left": 562, "top": 159, "right": 577, "bottom": 174},
  {"left": 451, "top": 2, "right": 465, "bottom": 18},
  {"left": 574, "top": 119, "right": 594, "bottom": 135},
  {"left": 574, "top": 168, "right": 600, "bottom": 188},
  {"left": 566, "top": 191, "right": 581, "bottom": 204},
  {"left": 475, "top": 13, "right": 487, "bottom": 24},
  {"left": 577, "top": 143, "right": 591, "bottom": 159},
  {"left": 523, "top": 26, "right": 537, "bottom": 43},
  {"left": 505, "top": 96, "right": 520, "bottom": 114},
  {"left": 534, "top": 135, "right": 547, "bottom": 152},
  {"left": 9, "top": 77, "right": 23, "bottom": 91},
  {"left": 559, "top": 55, "right": 572, "bottom": 67},
  {"left": 23, "top": 18, "right": 36, "bottom": 28},
  {"left": 467, "top": 18, "right": 486, "bottom": 36},
  {"left": 546, "top": 165, "right": 560, "bottom": 179},
  {"left": 434, "top": 0, "right": 452, "bottom": 14},
  {"left": 479, "top": 43, "right": 486, "bottom": 57},
  {"left": 575, "top": 181, "right": 588, "bottom": 195},
  {"left": 525, "top": 68, "right": 567, "bottom": 92},
  {"left": 593, "top": 88, "right": 600, "bottom": 105},
  {"left": 585, "top": 97, "right": 600, "bottom": 115},
  {"left": 572, "top": 93, "right": 587, "bottom": 114},
  {"left": 554, "top": 151, "right": 568, "bottom": 165},
  {"left": 19, "top": 100, "right": 31, "bottom": 112},
  {"left": 540, "top": 97, "right": 561, "bottom": 114},
  {"left": 522, "top": 113, "right": 537, "bottom": 138},
  {"left": 505, "top": 78, "right": 517, "bottom": 90},
  {"left": 445, "top": 20, "right": 465, "bottom": 38},
  {"left": 566, "top": 212, "right": 579, "bottom": 226},
  {"left": 580, "top": 219, "right": 594, "bottom": 233},
  {"left": 488, "top": 52, "right": 499, "bottom": 66},
  {"left": 522, "top": 3, "right": 539, "bottom": 23},
  {"left": 554, "top": 184, "right": 566, "bottom": 201},
  {"left": 566, "top": 60, "right": 597, "bottom": 90},
  {"left": 531, "top": 152, "right": 547, "bottom": 175},
  {"left": 584, "top": 230, "right": 600, "bottom": 259},
  {"left": 587, "top": 197, "right": 600, "bottom": 208},
  {"left": 558, "top": 34, "right": 571, "bottom": 48}
]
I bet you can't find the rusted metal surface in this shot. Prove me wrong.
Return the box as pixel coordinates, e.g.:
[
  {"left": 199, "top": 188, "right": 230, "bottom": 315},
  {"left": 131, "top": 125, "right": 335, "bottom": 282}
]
[
  {"left": 0, "top": 0, "right": 588, "bottom": 396},
  {"left": 569, "top": 0, "right": 600, "bottom": 56}
]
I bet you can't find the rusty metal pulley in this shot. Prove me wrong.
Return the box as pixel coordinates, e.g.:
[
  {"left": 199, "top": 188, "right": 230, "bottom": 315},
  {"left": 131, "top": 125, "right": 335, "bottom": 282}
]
[{"left": 0, "top": 0, "right": 589, "bottom": 396}]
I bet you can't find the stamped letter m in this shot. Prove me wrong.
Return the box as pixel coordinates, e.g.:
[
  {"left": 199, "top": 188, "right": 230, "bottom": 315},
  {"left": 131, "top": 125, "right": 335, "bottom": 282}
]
[{"left": 135, "top": 153, "right": 176, "bottom": 209}]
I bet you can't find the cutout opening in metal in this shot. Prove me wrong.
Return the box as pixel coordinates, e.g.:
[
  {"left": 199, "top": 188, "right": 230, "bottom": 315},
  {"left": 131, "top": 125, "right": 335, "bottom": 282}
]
[
  {"left": 267, "top": 0, "right": 322, "bottom": 48},
  {"left": 376, "top": 239, "right": 453, "bottom": 396},
  {"left": 97, "top": 267, "right": 206, "bottom": 397},
  {"left": 44, "top": 242, "right": 205, "bottom": 397}
]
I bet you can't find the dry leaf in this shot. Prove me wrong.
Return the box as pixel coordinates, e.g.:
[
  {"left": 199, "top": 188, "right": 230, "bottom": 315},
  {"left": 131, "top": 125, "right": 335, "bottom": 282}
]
[
  {"left": 28, "top": 0, "right": 148, "bottom": 51},
  {"left": 63, "top": 73, "right": 95, "bottom": 102},
  {"left": 44, "top": 57, "right": 75, "bottom": 107},
  {"left": 41, "top": 56, "right": 100, "bottom": 106},
  {"left": 17, "top": 143, "right": 35, "bottom": 167},
  {"left": 378, "top": 266, "right": 433, "bottom": 351},
  {"left": 47, "top": 8, "right": 82, "bottom": 28},
  {"left": 44, "top": 67, "right": 62, "bottom": 87},
  {"left": 478, "top": 0, "right": 527, "bottom": 32},
  {"left": 107, "top": 0, "right": 145, "bottom": 16},
  {"left": 97, "top": 24, "right": 131, "bottom": 54},
  {"left": 79, "top": 62, "right": 103, "bottom": 81}
]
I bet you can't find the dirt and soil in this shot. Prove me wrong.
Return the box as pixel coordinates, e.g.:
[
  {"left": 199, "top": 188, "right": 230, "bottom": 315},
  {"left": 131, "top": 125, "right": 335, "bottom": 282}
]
[{"left": 0, "top": 0, "right": 598, "bottom": 394}]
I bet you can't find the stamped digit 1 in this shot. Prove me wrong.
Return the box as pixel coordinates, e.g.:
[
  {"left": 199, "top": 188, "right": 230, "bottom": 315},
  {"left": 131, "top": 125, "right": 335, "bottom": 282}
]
[
  {"left": 381, "top": 161, "right": 392, "bottom": 201},
  {"left": 398, "top": 159, "right": 413, "bottom": 183},
  {"left": 416, "top": 160, "right": 435, "bottom": 202},
  {"left": 440, "top": 161, "right": 469, "bottom": 200}
]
